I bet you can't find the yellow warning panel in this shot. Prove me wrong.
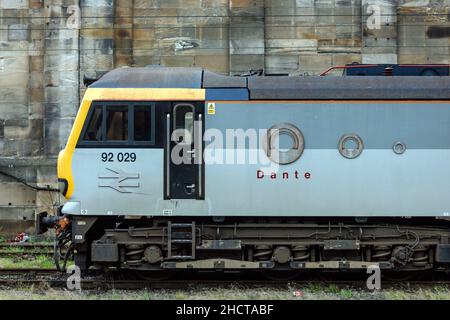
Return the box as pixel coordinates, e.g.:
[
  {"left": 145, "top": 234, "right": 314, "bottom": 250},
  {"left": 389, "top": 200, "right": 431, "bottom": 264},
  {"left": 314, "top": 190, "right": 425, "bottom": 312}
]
[{"left": 207, "top": 102, "right": 216, "bottom": 115}]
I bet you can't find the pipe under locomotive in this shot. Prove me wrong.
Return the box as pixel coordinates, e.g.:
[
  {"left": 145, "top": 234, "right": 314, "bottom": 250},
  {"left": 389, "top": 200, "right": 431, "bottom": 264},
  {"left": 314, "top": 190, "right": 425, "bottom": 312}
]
[{"left": 39, "top": 66, "right": 450, "bottom": 274}]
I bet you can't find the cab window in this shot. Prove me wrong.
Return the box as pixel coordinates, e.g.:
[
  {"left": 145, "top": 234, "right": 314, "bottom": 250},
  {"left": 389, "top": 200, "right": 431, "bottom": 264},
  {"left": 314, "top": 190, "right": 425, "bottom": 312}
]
[
  {"left": 83, "top": 106, "right": 103, "bottom": 141},
  {"left": 134, "top": 106, "right": 152, "bottom": 141},
  {"left": 79, "top": 102, "right": 156, "bottom": 146},
  {"left": 106, "top": 106, "right": 128, "bottom": 141}
]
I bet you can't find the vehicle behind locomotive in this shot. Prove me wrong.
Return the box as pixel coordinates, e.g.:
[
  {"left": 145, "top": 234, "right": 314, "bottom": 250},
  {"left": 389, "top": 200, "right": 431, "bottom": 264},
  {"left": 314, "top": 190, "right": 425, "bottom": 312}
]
[{"left": 39, "top": 66, "right": 450, "bottom": 274}]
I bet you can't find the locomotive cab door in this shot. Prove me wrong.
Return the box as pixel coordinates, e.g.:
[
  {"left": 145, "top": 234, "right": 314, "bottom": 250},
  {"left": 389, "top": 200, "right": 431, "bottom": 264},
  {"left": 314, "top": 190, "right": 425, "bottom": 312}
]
[{"left": 165, "top": 103, "right": 204, "bottom": 199}]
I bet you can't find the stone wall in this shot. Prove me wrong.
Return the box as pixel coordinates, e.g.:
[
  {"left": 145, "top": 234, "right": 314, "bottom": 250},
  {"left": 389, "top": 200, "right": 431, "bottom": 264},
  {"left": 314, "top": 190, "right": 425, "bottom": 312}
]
[{"left": 0, "top": 0, "right": 449, "bottom": 236}]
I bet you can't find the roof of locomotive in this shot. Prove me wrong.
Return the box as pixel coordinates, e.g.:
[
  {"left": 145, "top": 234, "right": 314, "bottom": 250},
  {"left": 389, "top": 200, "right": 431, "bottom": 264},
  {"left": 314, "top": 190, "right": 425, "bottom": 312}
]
[{"left": 89, "top": 66, "right": 450, "bottom": 100}]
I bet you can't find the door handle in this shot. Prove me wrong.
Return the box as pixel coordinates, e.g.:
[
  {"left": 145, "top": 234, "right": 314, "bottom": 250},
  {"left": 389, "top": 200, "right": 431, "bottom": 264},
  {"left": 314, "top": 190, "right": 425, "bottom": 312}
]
[
  {"left": 198, "top": 113, "right": 203, "bottom": 199},
  {"left": 166, "top": 113, "right": 171, "bottom": 199},
  {"left": 186, "top": 150, "right": 196, "bottom": 157},
  {"left": 185, "top": 183, "right": 196, "bottom": 195}
]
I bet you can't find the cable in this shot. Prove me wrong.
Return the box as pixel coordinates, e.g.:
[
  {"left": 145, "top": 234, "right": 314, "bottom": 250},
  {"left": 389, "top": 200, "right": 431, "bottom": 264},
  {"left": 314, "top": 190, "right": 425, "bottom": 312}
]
[
  {"left": 54, "top": 228, "right": 73, "bottom": 272},
  {"left": 0, "top": 170, "right": 59, "bottom": 192}
]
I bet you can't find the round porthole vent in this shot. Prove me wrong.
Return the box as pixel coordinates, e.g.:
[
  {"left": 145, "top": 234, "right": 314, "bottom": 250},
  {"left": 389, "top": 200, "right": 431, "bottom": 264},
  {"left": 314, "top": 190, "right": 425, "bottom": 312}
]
[
  {"left": 264, "top": 123, "right": 304, "bottom": 165},
  {"left": 338, "top": 134, "right": 364, "bottom": 159},
  {"left": 393, "top": 141, "right": 406, "bottom": 155}
]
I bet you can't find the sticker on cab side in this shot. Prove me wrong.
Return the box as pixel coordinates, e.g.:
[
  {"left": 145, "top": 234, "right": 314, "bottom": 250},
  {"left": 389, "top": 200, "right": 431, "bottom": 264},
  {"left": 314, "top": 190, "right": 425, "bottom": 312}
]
[{"left": 207, "top": 102, "right": 215, "bottom": 115}]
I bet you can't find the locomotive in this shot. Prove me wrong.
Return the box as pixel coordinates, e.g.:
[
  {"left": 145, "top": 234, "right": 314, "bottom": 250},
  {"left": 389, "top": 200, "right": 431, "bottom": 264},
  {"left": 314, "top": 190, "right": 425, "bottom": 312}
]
[
  {"left": 39, "top": 66, "right": 450, "bottom": 276},
  {"left": 320, "top": 63, "right": 450, "bottom": 76}
]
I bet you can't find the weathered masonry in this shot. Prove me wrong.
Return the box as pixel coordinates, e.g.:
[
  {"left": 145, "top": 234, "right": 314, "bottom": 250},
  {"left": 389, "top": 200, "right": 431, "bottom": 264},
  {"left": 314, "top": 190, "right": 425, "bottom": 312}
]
[{"left": 1, "top": 0, "right": 450, "bottom": 235}]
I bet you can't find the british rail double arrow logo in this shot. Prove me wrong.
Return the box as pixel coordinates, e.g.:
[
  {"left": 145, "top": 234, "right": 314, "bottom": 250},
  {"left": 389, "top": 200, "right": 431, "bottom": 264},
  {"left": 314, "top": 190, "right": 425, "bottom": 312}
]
[{"left": 98, "top": 168, "right": 140, "bottom": 193}]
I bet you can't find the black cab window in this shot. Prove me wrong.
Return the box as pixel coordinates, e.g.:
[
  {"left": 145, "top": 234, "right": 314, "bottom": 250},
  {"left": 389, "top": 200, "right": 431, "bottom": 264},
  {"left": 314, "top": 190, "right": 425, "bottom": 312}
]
[
  {"left": 106, "top": 106, "right": 128, "bottom": 141},
  {"left": 83, "top": 106, "right": 103, "bottom": 141},
  {"left": 80, "top": 103, "right": 155, "bottom": 146},
  {"left": 134, "top": 106, "right": 152, "bottom": 141}
]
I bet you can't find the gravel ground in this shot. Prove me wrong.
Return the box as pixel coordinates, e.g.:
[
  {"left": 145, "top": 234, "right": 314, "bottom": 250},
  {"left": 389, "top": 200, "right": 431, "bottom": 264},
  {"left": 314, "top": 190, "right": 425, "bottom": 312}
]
[
  {"left": 1, "top": 256, "right": 450, "bottom": 300},
  {"left": 0, "top": 283, "right": 449, "bottom": 300}
]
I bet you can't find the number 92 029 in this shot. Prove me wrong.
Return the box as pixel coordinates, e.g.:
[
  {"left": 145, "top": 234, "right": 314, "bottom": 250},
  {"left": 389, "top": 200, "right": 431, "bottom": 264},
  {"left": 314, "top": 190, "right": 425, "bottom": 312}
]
[{"left": 101, "top": 152, "right": 136, "bottom": 162}]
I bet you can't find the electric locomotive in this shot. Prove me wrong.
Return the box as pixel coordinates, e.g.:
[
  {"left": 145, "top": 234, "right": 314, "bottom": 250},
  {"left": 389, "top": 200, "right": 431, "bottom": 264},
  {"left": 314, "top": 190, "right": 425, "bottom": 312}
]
[{"left": 40, "top": 66, "right": 450, "bottom": 275}]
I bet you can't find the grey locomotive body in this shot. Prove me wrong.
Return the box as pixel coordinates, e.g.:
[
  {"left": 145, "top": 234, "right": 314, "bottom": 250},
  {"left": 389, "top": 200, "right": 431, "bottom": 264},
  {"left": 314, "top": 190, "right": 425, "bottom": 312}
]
[{"left": 48, "top": 67, "right": 450, "bottom": 273}]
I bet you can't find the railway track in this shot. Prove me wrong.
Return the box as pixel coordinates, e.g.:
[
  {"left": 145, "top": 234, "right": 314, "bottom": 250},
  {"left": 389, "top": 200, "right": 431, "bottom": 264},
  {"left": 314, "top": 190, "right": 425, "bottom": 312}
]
[
  {"left": 0, "top": 243, "right": 54, "bottom": 257},
  {"left": 1, "top": 268, "right": 450, "bottom": 290},
  {"left": 0, "top": 268, "right": 56, "bottom": 275}
]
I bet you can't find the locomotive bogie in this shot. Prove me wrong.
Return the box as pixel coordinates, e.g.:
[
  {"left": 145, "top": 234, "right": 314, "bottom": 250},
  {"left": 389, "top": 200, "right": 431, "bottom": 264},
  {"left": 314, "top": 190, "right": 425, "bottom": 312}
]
[{"left": 72, "top": 216, "right": 450, "bottom": 272}]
